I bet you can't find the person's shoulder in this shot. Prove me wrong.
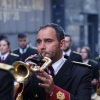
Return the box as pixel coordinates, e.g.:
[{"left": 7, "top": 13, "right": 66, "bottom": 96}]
[
  {"left": 73, "top": 61, "right": 91, "bottom": 69},
  {"left": 12, "top": 48, "right": 19, "bottom": 52},
  {"left": 29, "top": 46, "right": 37, "bottom": 54},
  {"left": 30, "top": 46, "right": 37, "bottom": 50},
  {"left": 95, "top": 55, "right": 100, "bottom": 60},
  {"left": 72, "top": 51, "right": 81, "bottom": 56},
  {"left": 0, "top": 68, "right": 14, "bottom": 79},
  {"left": 10, "top": 53, "right": 19, "bottom": 58},
  {"left": 89, "top": 59, "right": 98, "bottom": 64}
]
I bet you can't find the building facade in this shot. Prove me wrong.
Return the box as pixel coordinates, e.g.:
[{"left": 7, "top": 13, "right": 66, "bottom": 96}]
[
  {"left": 0, "top": 0, "right": 51, "bottom": 49},
  {"left": 0, "top": 0, "right": 100, "bottom": 58}
]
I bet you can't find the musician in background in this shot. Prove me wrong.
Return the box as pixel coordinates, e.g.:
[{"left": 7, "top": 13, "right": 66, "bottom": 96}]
[
  {"left": 81, "top": 46, "right": 99, "bottom": 95},
  {"left": 0, "top": 36, "right": 15, "bottom": 99},
  {"left": 0, "top": 38, "right": 19, "bottom": 65},
  {"left": 12, "top": 33, "right": 37, "bottom": 61},
  {"left": 63, "top": 34, "right": 82, "bottom": 62}
]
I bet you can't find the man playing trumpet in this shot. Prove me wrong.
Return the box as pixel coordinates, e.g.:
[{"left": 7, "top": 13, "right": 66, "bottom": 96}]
[{"left": 15, "top": 23, "right": 92, "bottom": 100}]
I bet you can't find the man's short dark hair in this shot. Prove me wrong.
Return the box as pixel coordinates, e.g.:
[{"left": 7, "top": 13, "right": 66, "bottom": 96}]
[
  {"left": 18, "top": 33, "right": 28, "bottom": 38},
  {"left": 65, "top": 34, "right": 72, "bottom": 42},
  {"left": 39, "top": 23, "right": 65, "bottom": 42}
]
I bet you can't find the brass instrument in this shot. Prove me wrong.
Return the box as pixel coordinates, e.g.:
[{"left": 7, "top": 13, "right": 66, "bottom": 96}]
[
  {"left": 0, "top": 55, "right": 52, "bottom": 82},
  {"left": 0, "top": 55, "right": 52, "bottom": 100}
]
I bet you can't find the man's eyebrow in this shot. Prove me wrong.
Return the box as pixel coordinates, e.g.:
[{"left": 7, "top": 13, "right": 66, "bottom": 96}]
[
  {"left": 44, "top": 38, "right": 52, "bottom": 40},
  {"left": 37, "top": 39, "right": 41, "bottom": 41},
  {"left": 37, "top": 38, "right": 53, "bottom": 41}
]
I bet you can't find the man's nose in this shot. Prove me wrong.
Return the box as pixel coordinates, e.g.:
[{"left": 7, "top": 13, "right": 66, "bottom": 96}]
[{"left": 40, "top": 42, "right": 46, "bottom": 50}]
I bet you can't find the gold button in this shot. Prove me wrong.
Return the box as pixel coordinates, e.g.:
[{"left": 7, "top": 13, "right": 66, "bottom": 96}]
[{"left": 56, "top": 91, "right": 65, "bottom": 100}]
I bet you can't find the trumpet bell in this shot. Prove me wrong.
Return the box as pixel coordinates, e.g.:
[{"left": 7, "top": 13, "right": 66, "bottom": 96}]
[{"left": 12, "top": 61, "right": 31, "bottom": 83}]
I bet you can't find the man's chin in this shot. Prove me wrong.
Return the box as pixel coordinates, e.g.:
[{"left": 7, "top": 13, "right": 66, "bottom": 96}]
[
  {"left": 44, "top": 54, "right": 51, "bottom": 58},
  {"left": 21, "top": 46, "right": 26, "bottom": 49}
]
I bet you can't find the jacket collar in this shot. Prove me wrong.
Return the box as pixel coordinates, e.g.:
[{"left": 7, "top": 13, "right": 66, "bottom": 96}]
[{"left": 54, "top": 58, "right": 73, "bottom": 88}]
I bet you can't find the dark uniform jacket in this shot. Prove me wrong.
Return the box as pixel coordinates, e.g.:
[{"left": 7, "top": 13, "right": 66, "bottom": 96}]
[
  {"left": 88, "top": 59, "right": 99, "bottom": 79},
  {"left": 23, "top": 58, "right": 92, "bottom": 100},
  {"left": 95, "top": 56, "right": 100, "bottom": 69},
  {"left": 0, "top": 69, "right": 14, "bottom": 100},
  {"left": 64, "top": 51, "right": 82, "bottom": 62},
  {"left": 88, "top": 59, "right": 99, "bottom": 94},
  {"left": 0, "top": 53, "right": 19, "bottom": 65},
  {"left": 13, "top": 47, "right": 37, "bottom": 61}
]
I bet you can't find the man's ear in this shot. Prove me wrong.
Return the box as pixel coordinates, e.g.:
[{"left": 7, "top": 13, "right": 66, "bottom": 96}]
[
  {"left": 9, "top": 46, "right": 11, "bottom": 51},
  {"left": 70, "top": 41, "right": 73, "bottom": 47},
  {"left": 60, "top": 39, "right": 66, "bottom": 50}
]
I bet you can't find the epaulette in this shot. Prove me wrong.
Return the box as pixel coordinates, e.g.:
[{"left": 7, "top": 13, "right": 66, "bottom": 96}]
[
  {"left": 73, "top": 61, "right": 91, "bottom": 68},
  {"left": 12, "top": 48, "right": 18, "bottom": 51},
  {"left": 95, "top": 55, "right": 100, "bottom": 60},
  {"left": 89, "top": 59, "right": 98, "bottom": 64},
  {"left": 10, "top": 53, "right": 19, "bottom": 57},
  {"left": 73, "top": 51, "right": 81, "bottom": 55},
  {"left": 31, "top": 46, "right": 37, "bottom": 50}
]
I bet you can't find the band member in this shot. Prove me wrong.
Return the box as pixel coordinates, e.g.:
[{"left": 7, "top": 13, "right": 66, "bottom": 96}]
[
  {"left": 0, "top": 69, "right": 14, "bottom": 100},
  {"left": 0, "top": 35, "right": 8, "bottom": 56},
  {"left": 63, "top": 34, "right": 82, "bottom": 62},
  {"left": 0, "top": 38, "right": 19, "bottom": 65},
  {"left": 81, "top": 46, "right": 99, "bottom": 95},
  {"left": 12, "top": 33, "right": 37, "bottom": 61},
  {"left": 16, "top": 23, "right": 92, "bottom": 100}
]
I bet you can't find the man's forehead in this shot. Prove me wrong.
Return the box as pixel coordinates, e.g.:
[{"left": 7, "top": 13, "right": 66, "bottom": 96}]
[
  {"left": 65, "top": 36, "right": 70, "bottom": 40},
  {"left": 37, "top": 31, "right": 57, "bottom": 38},
  {"left": 38, "top": 27, "right": 56, "bottom": 34},
  {"left": 18, "top": 37, "right": 28, "bottom": 40}
]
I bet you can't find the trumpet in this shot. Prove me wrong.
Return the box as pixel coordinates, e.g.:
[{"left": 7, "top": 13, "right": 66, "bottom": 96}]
[
  {"left": 0, "top": 55, "right": 52, "bottom": 83},
  {"left": 0, "top": 55, "right": 52, "bottom": 100}
]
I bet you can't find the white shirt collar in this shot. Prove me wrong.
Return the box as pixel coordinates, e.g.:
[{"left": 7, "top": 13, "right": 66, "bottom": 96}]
[
  {"left": 63, "top": 49, "right": 71, "bottom": 56},
  {"left": 1, "top": 52, "right": 10, "bottom": 60},
  {"left": 83, "top": 59, "right": 89, "bottom": 64},
  {"left": 52, "top": 56, "right": 66, "bottom": 75},
  {"left": 19, "top": 45, "right": 29, "bottom": 54}
]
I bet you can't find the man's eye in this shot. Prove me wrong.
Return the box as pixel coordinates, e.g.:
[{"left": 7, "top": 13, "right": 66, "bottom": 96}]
[
  {"left": 37, "top": 41, "right": 41, "bottom": 44},
  {"left": 47, "top": 40, "right": 52, "bottom": 42}
]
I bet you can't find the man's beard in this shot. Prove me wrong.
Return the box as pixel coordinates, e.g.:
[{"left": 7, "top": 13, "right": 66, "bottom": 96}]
[
  {"left": 38, "top": 50, "right": 51, "bottom": 57},
  {"left": 64, "top": 47, "right": 70, "bottom": 52},
  {"left": 21, "top": 45, "right": 27, "bottom": 49}
]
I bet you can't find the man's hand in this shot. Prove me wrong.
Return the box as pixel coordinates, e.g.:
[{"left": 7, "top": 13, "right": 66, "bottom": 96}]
[
  {"left": 37, "top": 70, "right": 54, "bottom": 95},
  {"left": 25, "top": 55, "right": 54, "bottom": 94},
  {"left": 14, "top": 82, "right": 20, "bottom": 96},
  {"left": 25, "top": 54, "right": 37, "bottom": 62},
  {"left": 91, "top": 79, "right": 98, "bottom": 85}
]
